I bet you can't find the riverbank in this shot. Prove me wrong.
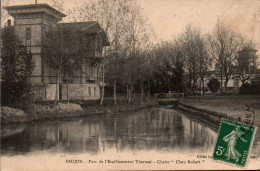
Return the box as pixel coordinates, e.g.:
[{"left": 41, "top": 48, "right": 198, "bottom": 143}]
[
  {"left": 179, "top": 95, "right": 260, "bottom": 127},
  {"left": 1, "top": 97, "right": 157, "bottom": 124},
  {"left": 177, "top": 95, "right": 260, "bottom": 157}
]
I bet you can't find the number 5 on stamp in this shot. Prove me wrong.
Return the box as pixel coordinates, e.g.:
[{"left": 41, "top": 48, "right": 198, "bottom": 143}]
[{"left": 213, "top": 118, "right": 257, "bottom": 167}]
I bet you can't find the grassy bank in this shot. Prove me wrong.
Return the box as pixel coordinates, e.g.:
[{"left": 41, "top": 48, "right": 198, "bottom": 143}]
[
  {"left": 179, "top": 95, "right": 260, "bottom": 157},
  {"left": 180, "top": 95, "right": 260, "bottom": 126},
  {"left": 1, "top": 96, "right": 157, "bottom": 124}
]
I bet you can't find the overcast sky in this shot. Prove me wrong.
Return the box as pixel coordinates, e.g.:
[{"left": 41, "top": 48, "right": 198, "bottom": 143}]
[{"left": 2, "top": 0, "right": 260, "bottom": 52}]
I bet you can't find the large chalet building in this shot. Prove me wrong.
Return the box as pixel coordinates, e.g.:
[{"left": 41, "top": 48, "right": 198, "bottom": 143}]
[{"left": 4, "top": 3, "right": 109, "bottom": 101}]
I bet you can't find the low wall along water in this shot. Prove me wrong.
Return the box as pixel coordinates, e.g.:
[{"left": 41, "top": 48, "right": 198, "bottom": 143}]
[{"left": 32, "top": 84, "right": 100, "bottom": 101}]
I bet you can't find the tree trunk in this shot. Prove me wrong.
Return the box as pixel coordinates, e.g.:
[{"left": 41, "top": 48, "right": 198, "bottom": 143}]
[
  {"left": 194, "top": 83, "right": 197, "bottom": 95},
  {"left": 220, "top": 65, "right": 223, "bottom": 93},
  {"left": 128, "top": 83, "right": 133, "bottom": 104},
  {"left": 126, "top": 82, "right": 129, "bottom": 99},
  {"left": 167, "top": 77, "right": 170, "bottom": 93},
  {"left": 225, "top": 78, "right": 228, "bottom": 93},
  {"left": 54, "top": 70, "right": 60, "bottom": 107},
  {"left": 242, "top": 79, "right": 245, "bottom": 86},
  {"left": 202, "top": 78, "right": 205, "bottom": 96},
  {"left": 66, "top": 70, "right": 70, "bottom": 103},
  {"left": 193, "top": 74, "right": 197, "bottom": 95},
  {"left": 54, "top": 29, "right": 63, "bottom": 107},
  {"left": 100, "top": 59, "right": 105, "bottom": 105},
  {"left": 189, "top": 73, "right": 192, "bottom": 95},
  {"left": 199, "top": 79, "right": 202, "bottom": 95},
  {"left": 141, "top": 80, "right": 144, "bottom": 103},
  {"left": 113, "top": 79, "right": 117, "bottom": 105},
  {"left": 148, "top": 80, "right": 151, "bottom": 99}
]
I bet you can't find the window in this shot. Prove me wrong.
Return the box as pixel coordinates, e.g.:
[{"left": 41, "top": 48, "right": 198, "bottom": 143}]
[
  {"left": 86, "top": 65, "right": 98, "bottom": 81},
  {"left": 94, "top": 87, "right": 96, "bottom": 96},
  {"left": 88, "top": 87, "right": 92, "bottom": 97},
  {"left": 86, "top": 65, "right": 90, "bottom": 79},
  {"left": 90, "top": 67, "right": 93, "bottom": 79},
  {"left": 26, "top": 28, "right": 31, "bottom": 40},
  {"left": 93, "top": 67, "right": 97, "bottom": 79},
  {"left": 97, "top": 35, "right": 102, "bottom": 52}
]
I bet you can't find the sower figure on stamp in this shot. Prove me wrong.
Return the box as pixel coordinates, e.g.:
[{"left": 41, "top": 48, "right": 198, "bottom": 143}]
[{"left": 223, "top": 126, "right": 247, "bottom": 162}]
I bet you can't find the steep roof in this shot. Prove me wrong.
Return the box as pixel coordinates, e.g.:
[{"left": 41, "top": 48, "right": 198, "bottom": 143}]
[
  {"left": 58, "top": 21, "right": 98, "bottom": 32},
  {"left": 58, "top": 21, "right": 110, "bottom": 46}
]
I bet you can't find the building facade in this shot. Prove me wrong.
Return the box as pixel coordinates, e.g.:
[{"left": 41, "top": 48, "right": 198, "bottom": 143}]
[
  {"left": 4, "top": 3, "right": 109, "bottom": 101},
  {"left": 196, "top": 71, "right": 251, "bottom": 94}
]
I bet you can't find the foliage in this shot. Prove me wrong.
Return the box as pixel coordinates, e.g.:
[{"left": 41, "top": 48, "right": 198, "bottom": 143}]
[
  {"left": 172, "top": 55, "right": 185, "bottom": 93},
  {"left": 150, "top": 41, "right": 175, "bottom": 93},
  {"left": 1, "top": 27, "right": 34, "bottom": 105},
  {"left": 179, "top": 25, "right": 202, "bottom": 93},
  {"left": 239, "top": 82, "right": 260, "bottom": 95},
  {"left": 207, "top": 78, "right": 220, "bottom": 93}
]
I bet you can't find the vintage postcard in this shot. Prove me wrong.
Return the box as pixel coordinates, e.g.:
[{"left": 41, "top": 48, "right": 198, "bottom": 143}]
[{"left": 1, "top": 0, "right": 260, "bottom": 170}]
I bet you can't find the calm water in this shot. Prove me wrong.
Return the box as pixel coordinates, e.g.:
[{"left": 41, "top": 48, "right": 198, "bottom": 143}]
[{"left": 1, "top": 107, "right": 217, "bottom": 156}]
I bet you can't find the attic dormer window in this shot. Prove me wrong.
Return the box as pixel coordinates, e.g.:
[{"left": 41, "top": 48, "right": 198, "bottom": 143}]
[{"left": 26, "top": 28, "right": 31, "bottom": 40}]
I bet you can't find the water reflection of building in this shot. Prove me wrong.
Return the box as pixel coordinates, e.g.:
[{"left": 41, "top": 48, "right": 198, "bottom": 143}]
[{"left": 1, "top": 109, "right": 216, "bottom": 155}]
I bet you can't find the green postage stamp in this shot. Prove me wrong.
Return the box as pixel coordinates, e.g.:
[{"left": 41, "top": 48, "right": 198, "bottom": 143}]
[{"left": 213, "top": 118, "right": 257, "bottom": 167}]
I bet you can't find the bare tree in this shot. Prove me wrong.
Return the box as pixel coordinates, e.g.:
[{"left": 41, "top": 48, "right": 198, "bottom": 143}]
[
  {"left": 178, "top": 25, "right": 201, "bottom": 94},
  {"left": 43, "top": 28, "right": 83, "bottom": 106},
  {"left": 68, "top": 0, "right": 120, "bottom": 105},
  {"left": 208, "top": 20, "right": 243, "bottom": 93},
  {"left": 51, "top": 0, "right": 65, "bottom": 13},
  {"left": 124, "top": 2, "right": 152, "bottom": 103},
  {"left": 43, "top": 29, "right": 64, "bottom": 107},
  {"left": 68, "top": 0, "right": 152, "bottom": 104},
  {"left": 195, "top": 33, "right": 213, "bottom": 95},
  {"left": 153, "top": 41, "right": 175, "bottom": 92}
]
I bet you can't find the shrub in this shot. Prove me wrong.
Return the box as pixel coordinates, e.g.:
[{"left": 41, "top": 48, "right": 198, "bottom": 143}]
[
  {"left": 1, "top": 26, "right": 34, "bottom": 106},
  {"left": 1, "top": 107, "right": 30, "bottom": 123},
  {"left": 239, "top": 82, "right": 260, "bottom": 95},
  {"left": 207, "top": 78, "right": 220, "bottom": 93}
]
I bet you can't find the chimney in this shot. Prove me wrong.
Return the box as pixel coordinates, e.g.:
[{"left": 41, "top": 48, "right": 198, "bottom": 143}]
[{"left": 7, "top": 20, "right": 11, "bottom": 27}]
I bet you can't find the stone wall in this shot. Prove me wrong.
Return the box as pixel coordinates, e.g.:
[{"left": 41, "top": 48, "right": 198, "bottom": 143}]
[
  {"left": 32, "top": 84, "right": 100, "bottom": 101},
  {"left": 61, "top": 84, "right": 100, "bottom": 101},
  {"left": 46, "top": 84, "right": 57, "bottom": 100},
  {"left": 32, "top": 85, "right": 46, "bottom": 101},
  {"left": 82, "top": 84, "right": 100, "bottom": 100}
]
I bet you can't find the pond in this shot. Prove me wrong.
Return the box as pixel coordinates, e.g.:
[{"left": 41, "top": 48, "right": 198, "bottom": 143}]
[{"left": 1, "top": 107, "right": 217, "bottom": 156}]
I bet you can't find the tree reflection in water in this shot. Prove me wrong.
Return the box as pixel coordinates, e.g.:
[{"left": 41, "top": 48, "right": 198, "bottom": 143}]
[{"left": 1, "top": 108, "right": 216, "bottom": 156}]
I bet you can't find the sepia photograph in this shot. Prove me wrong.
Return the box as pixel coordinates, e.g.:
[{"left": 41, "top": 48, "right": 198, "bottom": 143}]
[{"left": 0, "top": 0, "right": 260, "bottom": 170}]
